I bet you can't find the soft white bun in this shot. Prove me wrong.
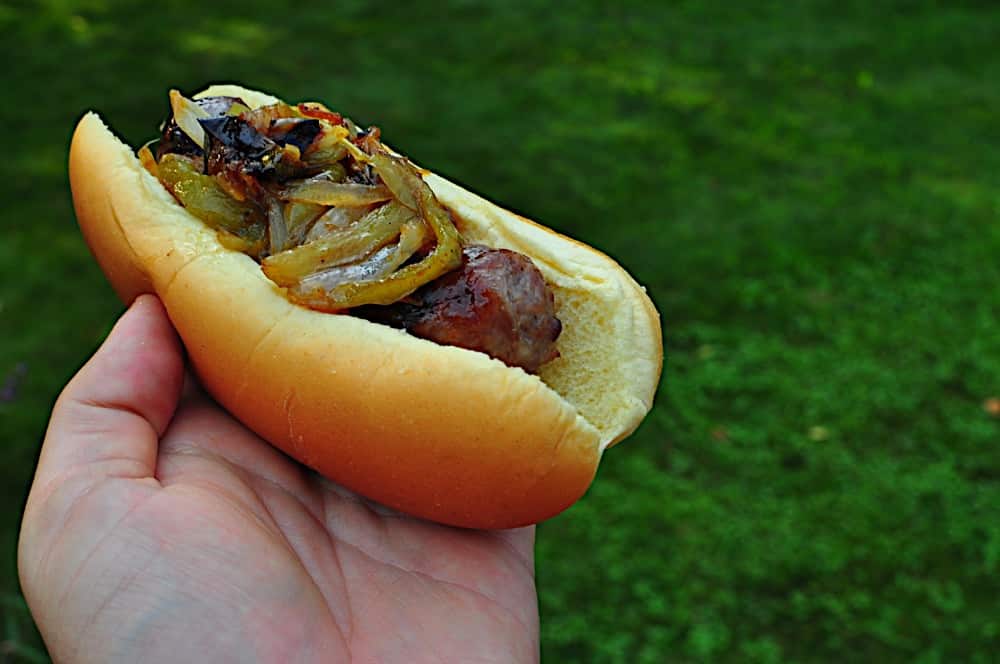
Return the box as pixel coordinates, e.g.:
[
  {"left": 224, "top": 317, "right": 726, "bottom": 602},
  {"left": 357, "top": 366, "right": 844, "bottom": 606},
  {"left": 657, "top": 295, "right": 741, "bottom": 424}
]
[{"left": 69, "top": 84, "right": 662, "bottom": 529}]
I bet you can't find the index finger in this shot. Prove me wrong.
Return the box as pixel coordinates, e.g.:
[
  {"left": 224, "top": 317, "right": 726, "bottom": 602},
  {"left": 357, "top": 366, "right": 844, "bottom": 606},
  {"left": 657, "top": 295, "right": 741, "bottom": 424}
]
[{"left": 33, "top": 295, "right": 184, "bottom": 491}]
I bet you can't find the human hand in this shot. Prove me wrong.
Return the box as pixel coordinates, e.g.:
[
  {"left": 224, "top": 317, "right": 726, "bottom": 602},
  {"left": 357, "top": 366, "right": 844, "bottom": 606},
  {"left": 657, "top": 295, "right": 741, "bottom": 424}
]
[{"left": 18, "top": 296, "right": 538, "bottom": 663}]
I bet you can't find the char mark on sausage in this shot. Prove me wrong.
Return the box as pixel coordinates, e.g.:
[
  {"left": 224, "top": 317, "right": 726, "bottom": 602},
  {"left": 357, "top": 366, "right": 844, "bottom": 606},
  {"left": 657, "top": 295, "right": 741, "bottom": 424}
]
[{"left": 356, "top": 245, "right": 561, "bottom": 373}]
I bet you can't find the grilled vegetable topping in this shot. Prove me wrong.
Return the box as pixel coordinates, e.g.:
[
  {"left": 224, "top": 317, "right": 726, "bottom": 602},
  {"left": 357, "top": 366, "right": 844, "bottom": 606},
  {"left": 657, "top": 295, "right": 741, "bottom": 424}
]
[
  {"left": 149, "top": 89, "right": 560, "bottom": 372},
  {"left": 150, "top": 89, "right": 466, "bottom": 310}
]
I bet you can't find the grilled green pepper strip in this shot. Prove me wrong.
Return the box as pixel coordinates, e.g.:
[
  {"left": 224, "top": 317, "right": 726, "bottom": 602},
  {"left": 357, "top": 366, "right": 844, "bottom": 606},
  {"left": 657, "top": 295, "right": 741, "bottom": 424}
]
[
  {"left": 283, "top": 201, "right": 326, "bottom": 246},
  {"left": 157, "top": 154, "right": 264, "bottom": 244}
]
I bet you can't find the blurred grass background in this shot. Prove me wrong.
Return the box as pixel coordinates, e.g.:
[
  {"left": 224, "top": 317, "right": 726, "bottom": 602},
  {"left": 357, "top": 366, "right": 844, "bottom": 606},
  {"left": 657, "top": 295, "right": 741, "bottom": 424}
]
[{"left": 2, "top": 0, "right": 999, "bottom": 661}]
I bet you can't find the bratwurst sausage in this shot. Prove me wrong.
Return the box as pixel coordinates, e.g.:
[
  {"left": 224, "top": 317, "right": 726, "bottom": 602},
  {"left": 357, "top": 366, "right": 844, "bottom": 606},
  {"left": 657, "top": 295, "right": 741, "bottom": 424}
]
[{"left": 357, "top": 245, "right": 561, "bottom": 373}]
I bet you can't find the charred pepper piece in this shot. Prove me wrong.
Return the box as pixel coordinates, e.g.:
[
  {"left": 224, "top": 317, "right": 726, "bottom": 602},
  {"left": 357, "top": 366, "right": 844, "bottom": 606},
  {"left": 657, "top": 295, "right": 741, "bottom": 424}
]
[
  {"left": 199, "top": 116, "right": 281, "bottom": 176},
  {"left": 156, "top": 95, "right": 246, "bottom": 160}
]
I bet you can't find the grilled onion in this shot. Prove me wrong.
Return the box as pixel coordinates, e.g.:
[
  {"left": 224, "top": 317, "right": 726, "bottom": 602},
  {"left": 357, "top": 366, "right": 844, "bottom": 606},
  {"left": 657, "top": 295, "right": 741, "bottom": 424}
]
[
  {"left": 289, "top": 217, "right": 430, "bottom": 309},
  {"left": 262, "top": 201, "right": 416, "bottom": 286},
  {"left": 282, "top": 179, "right": 392, "bottom": 207},
  {"left": 168, "top": 89, "right": 211, "bottom": 149}
]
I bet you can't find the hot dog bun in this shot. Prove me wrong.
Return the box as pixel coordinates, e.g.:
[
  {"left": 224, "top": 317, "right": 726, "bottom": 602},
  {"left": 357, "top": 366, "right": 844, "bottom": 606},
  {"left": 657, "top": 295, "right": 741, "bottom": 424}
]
[{"left": 69, "top": 84, "right": 662, "bottom": 529}]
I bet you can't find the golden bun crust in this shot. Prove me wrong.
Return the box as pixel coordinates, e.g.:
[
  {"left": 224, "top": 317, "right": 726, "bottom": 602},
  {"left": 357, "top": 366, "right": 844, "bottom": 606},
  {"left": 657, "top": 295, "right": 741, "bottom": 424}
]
[{"left": 69, "top": 84, "right": 662, "bottom": 528}]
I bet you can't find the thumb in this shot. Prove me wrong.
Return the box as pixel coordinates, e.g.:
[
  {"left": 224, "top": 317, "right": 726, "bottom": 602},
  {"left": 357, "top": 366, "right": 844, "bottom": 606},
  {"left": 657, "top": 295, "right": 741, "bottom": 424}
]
[{"left": 33, "top": 294, "right": 184, "bottom": 491}]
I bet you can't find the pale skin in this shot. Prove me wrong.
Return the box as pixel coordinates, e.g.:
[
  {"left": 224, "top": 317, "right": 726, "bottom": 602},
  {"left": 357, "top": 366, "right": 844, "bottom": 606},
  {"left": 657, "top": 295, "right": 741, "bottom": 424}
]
[{"left": 18, "top": 296, "right": 539, "bottom": 663}]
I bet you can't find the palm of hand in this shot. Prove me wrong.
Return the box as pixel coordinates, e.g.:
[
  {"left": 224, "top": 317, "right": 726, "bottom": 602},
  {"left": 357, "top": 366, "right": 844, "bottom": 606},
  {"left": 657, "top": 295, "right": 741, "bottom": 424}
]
[{"left": 19, "top": 298, "right": 538, "bottom": 664}]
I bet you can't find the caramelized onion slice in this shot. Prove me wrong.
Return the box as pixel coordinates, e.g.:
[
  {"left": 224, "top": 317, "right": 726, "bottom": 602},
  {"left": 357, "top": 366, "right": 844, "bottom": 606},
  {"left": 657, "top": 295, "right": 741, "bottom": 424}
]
[
  {"left": 293, "top": 244, "right": 399, "bottom": 294},
  {"left": 137, "top": 144, "right": 159, "bottom": 177},
  {"left": 304, "top": 125, "right": 350, "bottom": 167},
  {"left": 267, "top": 199, "right": 289, "bottom": 254},
  {"left": 262, "top": 201, "right": 415, "bottom": 286},
  {"left": 169, "top": 90, "right": 211, "bottom": 149},
  {"left": 369, "top": 151, "right": 418, "bottom": 210},
  {"left": 289, "top": 218, "right": 429, "bottom": 309},
  {"left": 240, "top": 102, "right": 298, "bottom": 134},
  {"left": 305, "top": 205, "right": 373, "bottom": 241},
  {"left": 395, "top": 218, "right": 430, "bottom": 261},
  {"left": 284, "top": 201, "right": 326, "bottom": 246},
  {"left": 282, "top": 179, "right": 393, "bottom": 206}
]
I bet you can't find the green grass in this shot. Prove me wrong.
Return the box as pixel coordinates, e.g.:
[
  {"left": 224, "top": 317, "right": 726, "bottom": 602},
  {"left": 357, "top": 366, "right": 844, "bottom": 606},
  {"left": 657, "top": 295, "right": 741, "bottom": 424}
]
[{"left": 3, "top": 1, "right": 999, "bottom": 661}]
